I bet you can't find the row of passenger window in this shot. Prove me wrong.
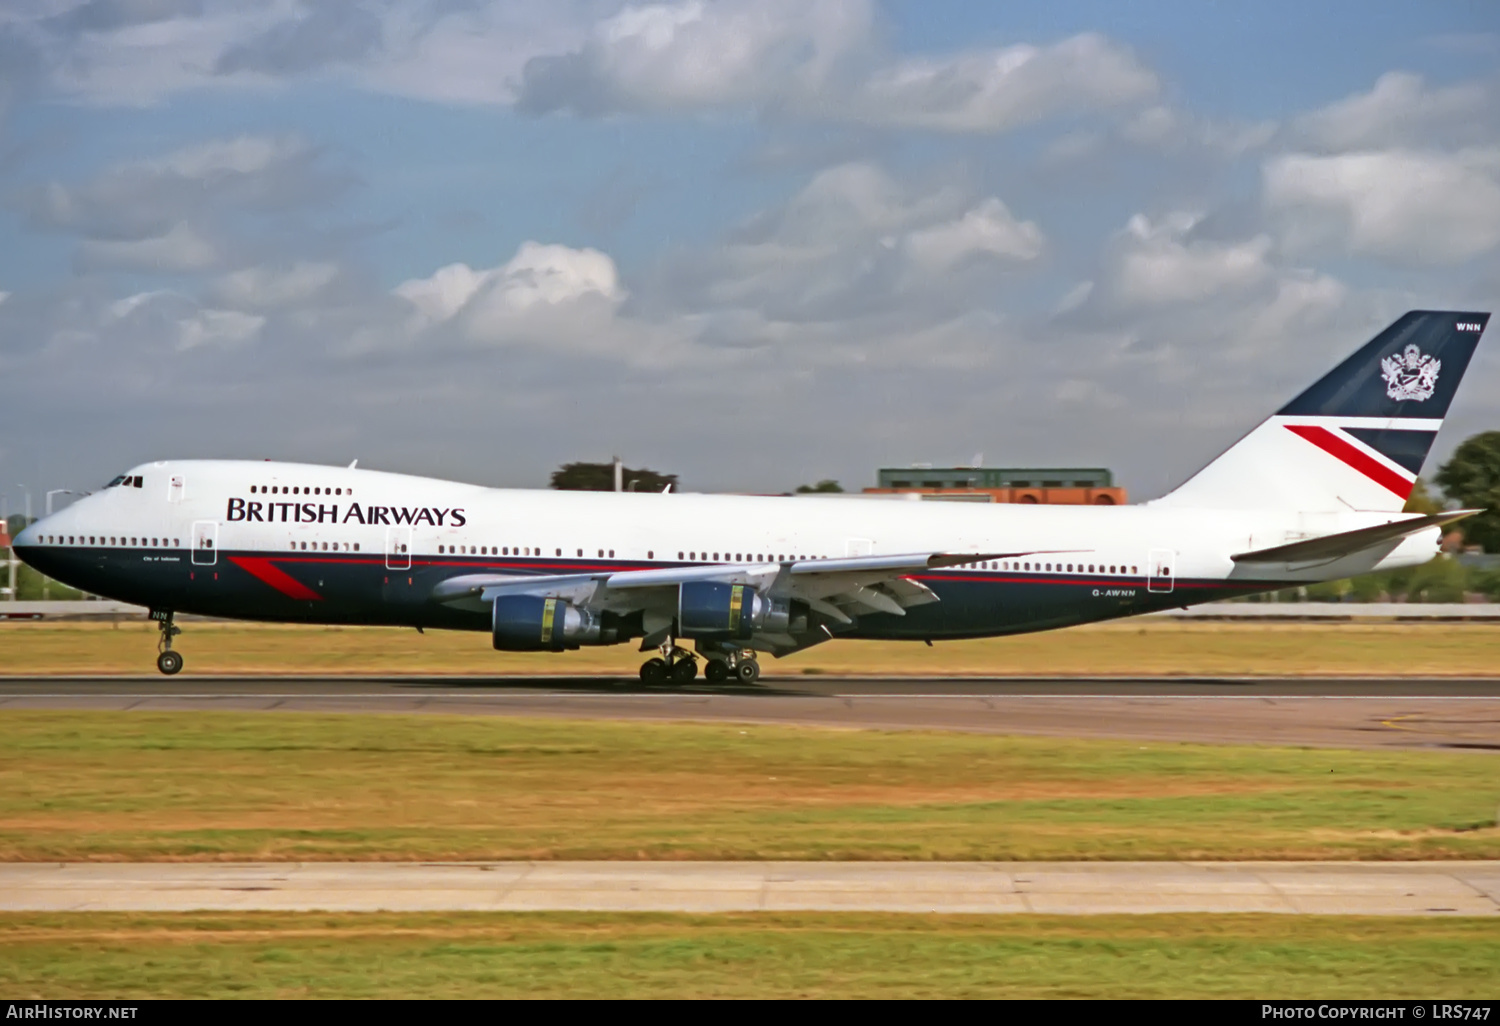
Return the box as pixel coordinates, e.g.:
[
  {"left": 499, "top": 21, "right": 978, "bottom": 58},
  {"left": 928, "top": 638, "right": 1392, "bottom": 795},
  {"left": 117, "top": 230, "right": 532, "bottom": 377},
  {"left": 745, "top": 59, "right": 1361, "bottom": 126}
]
[
  {"left": 251, "top": 485, "right": 351, "bottom": 496},
  {"left": 430, "top": 547, "right": 829, "bottom": 562},
  {"left": 274, "top": 544, "right": 1134, "bottom": 575},
  {"left": 954, "top": 560, "right": 1137, "bottom": 575},
  {"left": 679, "top": 551, "right": 825, "bottom": 563},
  {"left": 42, "top": 535, "right": 178, "bottom": 547}
]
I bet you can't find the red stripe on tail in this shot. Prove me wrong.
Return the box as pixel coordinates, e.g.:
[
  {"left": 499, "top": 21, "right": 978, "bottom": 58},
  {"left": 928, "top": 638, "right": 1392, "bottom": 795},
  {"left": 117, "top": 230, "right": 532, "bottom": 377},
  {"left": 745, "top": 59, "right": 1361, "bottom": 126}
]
[
  {"left": 229, "top": 556, "right": 324, "bottom": 601},
  {"left": 1284, "top": 424, "right": 1414, "bottom": 499}
]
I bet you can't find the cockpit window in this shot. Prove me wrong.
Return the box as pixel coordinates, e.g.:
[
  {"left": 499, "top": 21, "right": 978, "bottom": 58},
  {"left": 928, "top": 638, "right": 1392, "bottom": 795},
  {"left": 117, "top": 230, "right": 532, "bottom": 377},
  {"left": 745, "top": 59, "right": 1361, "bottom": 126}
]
[{"left": 106, "top": 475, "right": 127, "bottom": 488}]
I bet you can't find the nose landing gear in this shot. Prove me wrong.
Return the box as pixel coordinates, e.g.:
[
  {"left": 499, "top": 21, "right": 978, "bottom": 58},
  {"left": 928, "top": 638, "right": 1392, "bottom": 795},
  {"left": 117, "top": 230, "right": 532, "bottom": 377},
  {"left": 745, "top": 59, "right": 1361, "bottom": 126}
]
[{"left": 152, "top": 610, "right": 183, "bottom": 675}]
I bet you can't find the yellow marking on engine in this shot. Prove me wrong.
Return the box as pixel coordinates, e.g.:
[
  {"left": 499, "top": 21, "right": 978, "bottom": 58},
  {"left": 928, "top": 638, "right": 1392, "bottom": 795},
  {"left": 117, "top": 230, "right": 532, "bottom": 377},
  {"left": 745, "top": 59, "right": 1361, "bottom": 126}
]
[{"left": 541, "top": 598, "right": 557, "bottom": 644}]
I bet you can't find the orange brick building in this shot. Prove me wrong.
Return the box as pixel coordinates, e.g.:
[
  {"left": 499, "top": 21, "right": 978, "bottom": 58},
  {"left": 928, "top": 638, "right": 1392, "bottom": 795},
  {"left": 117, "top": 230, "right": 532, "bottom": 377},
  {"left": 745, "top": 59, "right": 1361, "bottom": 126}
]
[{"left": 863, "top": 466, "right": 1127, "bottom": 505}]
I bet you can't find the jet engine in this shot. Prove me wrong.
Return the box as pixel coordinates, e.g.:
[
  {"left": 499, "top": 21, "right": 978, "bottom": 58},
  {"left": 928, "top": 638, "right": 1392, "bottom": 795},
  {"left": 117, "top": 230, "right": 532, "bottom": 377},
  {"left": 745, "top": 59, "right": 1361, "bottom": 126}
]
[
  {"left": 492, "top": 594, "right": 603, "bottom": 651},
  {"left": 677, "top": 581, "right": 789, "bottom": 639}
]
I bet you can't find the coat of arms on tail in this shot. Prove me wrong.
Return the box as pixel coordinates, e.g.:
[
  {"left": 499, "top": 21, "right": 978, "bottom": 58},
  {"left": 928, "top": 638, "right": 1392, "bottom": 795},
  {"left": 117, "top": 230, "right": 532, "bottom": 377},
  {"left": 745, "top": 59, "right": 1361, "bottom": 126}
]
[{"left": 1381, "top": 344, "right": 1441, "bottom": 402}]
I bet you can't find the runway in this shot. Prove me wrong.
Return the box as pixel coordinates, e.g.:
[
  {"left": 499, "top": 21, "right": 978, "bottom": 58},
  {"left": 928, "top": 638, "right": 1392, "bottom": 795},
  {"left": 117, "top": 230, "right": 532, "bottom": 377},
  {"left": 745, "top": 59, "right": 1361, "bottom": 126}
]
[
  {"left": 2, "top": 675, "right": 1499, "bottom": 748},
  {"left": 4, "top": 861, "right": 1497, "bottom": 916}
]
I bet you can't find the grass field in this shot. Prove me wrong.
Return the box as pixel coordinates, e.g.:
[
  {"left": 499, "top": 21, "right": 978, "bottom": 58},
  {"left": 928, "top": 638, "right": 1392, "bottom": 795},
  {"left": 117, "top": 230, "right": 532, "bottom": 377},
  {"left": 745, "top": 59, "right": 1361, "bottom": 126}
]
[
  {"left": 4, "top": 711, "right": 1498, "bottom": 861},
  {"left": 2, "top": 911, "right": 1495, "bottom": 998},
  {"left": 5, "top": 618, "right": 1500, "bottom": 676}
]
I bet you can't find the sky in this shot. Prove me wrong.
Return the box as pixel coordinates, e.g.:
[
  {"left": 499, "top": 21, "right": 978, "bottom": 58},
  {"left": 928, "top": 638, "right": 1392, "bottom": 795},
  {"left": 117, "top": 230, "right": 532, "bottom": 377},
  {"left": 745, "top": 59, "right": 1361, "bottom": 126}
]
[{"left": 1, "top": 0, "right": 1497, "bottom": 512}]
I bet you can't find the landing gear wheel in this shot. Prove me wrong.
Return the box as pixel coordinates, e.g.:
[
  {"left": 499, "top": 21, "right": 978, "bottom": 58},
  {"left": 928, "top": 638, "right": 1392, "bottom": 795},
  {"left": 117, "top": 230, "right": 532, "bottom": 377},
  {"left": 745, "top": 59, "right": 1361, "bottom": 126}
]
[
  {"left": 640, "top": 657, "right": 667, "bottom": 684},
  {"left": 671, "top": 658, "right": 698, "bottom": 683},
  {"left": 152, "top": 610, "right": 182, "bottom": 675},
  {"left": 704, "top": 660, "right": 729, "bottom": 683},
  {"left": 735, "top": 659, "right": 761, "bottom": 684}
]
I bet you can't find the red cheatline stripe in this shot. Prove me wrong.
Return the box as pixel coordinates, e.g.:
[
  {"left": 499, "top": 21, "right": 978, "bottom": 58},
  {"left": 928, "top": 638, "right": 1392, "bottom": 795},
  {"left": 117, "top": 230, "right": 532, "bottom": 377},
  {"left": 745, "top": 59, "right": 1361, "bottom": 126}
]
[
  {"left": 228, "top": 556, "right": 324, "bottom": 601},
  {"left": 1284, "top": 424, "right": 1413, "bottom": 499}
]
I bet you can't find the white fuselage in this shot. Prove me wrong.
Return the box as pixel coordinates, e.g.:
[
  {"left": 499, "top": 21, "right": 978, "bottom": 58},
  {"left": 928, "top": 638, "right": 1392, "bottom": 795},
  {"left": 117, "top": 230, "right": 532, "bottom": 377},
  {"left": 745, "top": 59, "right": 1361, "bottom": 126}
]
[{"left": 15, "top": 458, "right": 1439, "bottom": 644}]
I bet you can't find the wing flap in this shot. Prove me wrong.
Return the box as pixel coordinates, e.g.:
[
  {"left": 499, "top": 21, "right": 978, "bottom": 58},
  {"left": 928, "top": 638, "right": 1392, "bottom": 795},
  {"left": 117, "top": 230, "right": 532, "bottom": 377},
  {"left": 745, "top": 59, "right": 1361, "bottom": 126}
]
[{"left": 606, "top": 563, "right": 781, "bottom": 590}]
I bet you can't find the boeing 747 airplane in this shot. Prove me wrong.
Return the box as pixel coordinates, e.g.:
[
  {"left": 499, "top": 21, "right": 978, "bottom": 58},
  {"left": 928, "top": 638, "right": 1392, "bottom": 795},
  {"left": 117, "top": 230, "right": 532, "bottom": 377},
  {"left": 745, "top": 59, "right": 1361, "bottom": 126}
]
[{"left": 13, "top": 310, "right": 1490, "bottom": 680}]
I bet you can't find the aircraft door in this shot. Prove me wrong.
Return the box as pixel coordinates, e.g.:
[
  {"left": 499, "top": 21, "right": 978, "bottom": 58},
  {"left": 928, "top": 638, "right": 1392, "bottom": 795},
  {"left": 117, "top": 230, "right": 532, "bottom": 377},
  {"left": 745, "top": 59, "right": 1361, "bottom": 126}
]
[
  {"left": 191, "top": 520, "right": 218, "bottom": 566},
  {"left": 385, "top": 526, "right": 412, "bottom": 570},
  {"left": 1147, "top": 548, "right": 1175, "bottom": 593},
  {"left": 169, "top": 474, "right": 185, "bottom": 503},
  {"left": 846, "top": 538, "right": 873, "bottom": 557}
]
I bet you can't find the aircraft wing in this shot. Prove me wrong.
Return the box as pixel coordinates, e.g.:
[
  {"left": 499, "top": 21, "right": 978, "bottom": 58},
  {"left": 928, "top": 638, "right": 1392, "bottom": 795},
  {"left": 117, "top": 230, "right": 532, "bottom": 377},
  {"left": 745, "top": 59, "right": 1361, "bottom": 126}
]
[
  {"left": 1230, "top": 510, "right": 1478, "bottom": 565},
  {"left": 430, "top": 549, "right": 1060, "bottom": 641}
]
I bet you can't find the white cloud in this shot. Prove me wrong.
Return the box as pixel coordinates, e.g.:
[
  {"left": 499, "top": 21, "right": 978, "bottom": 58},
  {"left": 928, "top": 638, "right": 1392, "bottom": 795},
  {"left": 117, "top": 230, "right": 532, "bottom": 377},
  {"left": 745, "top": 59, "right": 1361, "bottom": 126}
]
[
  {"left": 480, "top": 241, "right": 624, "bottom": 312},
  {"left": 46, "top": 2, "right": 283, "bottom": 106},
  {"left": 1291, "top": 71, "right": 1494, "bottom": 152},
  {"left": 1107, "top": 213, "right": 1273, "bottom": 307},
  {"left": 21, "top": 1, "right": 608, "bottom": 108},
  {"left": 212, "top": 261, "right": 339, "bottom": 310},
  {"left": 24, "top": 0, "right": 1163, "bottom": 137},
  {"left": 396, "top": 242, "right": 624, "bottom": 326},
  {"left": 77, "top": 221, "right": 219, "bottom": 272},
  {"left": 517, "top": 1, "right": 1156, "bottom": 133},
  {"left": 1264, "top": 148, "right": 1500, "bottom": 264},
  {"left": 354, "top": 3, "right": 601, "bottom": 106},
  {"left": 1117, "top": 104, "right": 1276, "bottom": 156},
  {"left": 689, "top": 163, "right": 1043, "bottom": 319},
  {"left": 390, "top": 241, "right": 633, "bottom": 357},
  {"left": 107, "top": 288, "right": 179, "bottom": 320},
  {"left": 851, "top": 33, "right": 1158, "bottom": 133},
  {"left": 176, "top": 307, "right": 264, "bottom": 351},
  {"left": 20, "top": 134, "right": 338, "bottom": 243},
  {"left": 393, "top": 261, "right": 494, "bottom": 323},
  {"left": 517, "top": 0, "right": 869, "bottom": 115},
  {"left": 902, "top": 197, "right": 1044, "bottom": 272},
  {"left": 1240, "top": 270, "right": 1347, "bottom": 341},
  {"left": 147, "top": 134, "right": 312, "bottom": 179}
]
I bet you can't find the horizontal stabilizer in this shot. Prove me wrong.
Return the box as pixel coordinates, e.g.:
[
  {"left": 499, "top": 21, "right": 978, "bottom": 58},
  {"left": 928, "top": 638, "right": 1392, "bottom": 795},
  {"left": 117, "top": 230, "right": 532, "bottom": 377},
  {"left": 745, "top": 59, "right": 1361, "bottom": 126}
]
[{"left": 1230, "top": 510, "right": 1477, "bottom": 564}]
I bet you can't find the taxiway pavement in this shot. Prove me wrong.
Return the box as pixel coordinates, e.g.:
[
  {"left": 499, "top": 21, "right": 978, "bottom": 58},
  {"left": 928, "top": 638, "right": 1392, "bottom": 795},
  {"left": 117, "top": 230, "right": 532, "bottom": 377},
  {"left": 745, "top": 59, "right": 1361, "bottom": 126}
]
[
  {"left": 4, "top": 861, "right": 1497, "bottom": 916},
  {"left": 2, "top": 675, "right": 1498, "bottom": 748}
]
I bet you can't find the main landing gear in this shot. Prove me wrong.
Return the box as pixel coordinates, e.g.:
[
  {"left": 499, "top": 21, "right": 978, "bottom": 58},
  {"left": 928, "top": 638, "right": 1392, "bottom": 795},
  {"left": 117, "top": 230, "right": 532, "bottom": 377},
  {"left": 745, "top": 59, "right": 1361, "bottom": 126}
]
[
  {"left": 639, "top": 639, "right": 760, "bottom": 685},
  {"left": 639, "top": 642, "right": 698, "bottom": 684},
  {"left": 153, "top": 610, "right": 183, "bottom": 675},
  {"left": 703, "top": 659, "right": 760, "bottom": 684},
  {"left": 705, "top": 640, "right": 761, "bottom": 684}
]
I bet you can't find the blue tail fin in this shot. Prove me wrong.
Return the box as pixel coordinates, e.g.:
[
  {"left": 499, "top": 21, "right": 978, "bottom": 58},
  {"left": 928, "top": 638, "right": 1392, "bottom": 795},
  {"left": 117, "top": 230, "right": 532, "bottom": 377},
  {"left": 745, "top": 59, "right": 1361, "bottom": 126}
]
[
  {"left": 1277, "top": 311, "right": 1488, "bottom": 480},
  {"left": 1279, "top": 311, "right": 1487, "bottom": 419}
]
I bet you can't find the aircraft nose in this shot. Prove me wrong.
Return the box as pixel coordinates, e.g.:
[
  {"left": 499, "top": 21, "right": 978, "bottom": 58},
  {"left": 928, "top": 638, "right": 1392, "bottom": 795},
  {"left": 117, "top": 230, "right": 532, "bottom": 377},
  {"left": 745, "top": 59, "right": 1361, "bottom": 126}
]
[{"left": 13, "top": 521, "right": 38, "bottom": 549}]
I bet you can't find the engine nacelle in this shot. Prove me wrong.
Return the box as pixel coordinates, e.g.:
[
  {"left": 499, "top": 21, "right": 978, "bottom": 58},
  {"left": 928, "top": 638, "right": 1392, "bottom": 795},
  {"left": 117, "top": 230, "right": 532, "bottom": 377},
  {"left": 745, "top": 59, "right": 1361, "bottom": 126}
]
[
  {"left": 678, "top": 581, "right": 788, "bottom": 639},
  {"left": 492, "top": 595, "right": 602, "bottom": 651}
]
